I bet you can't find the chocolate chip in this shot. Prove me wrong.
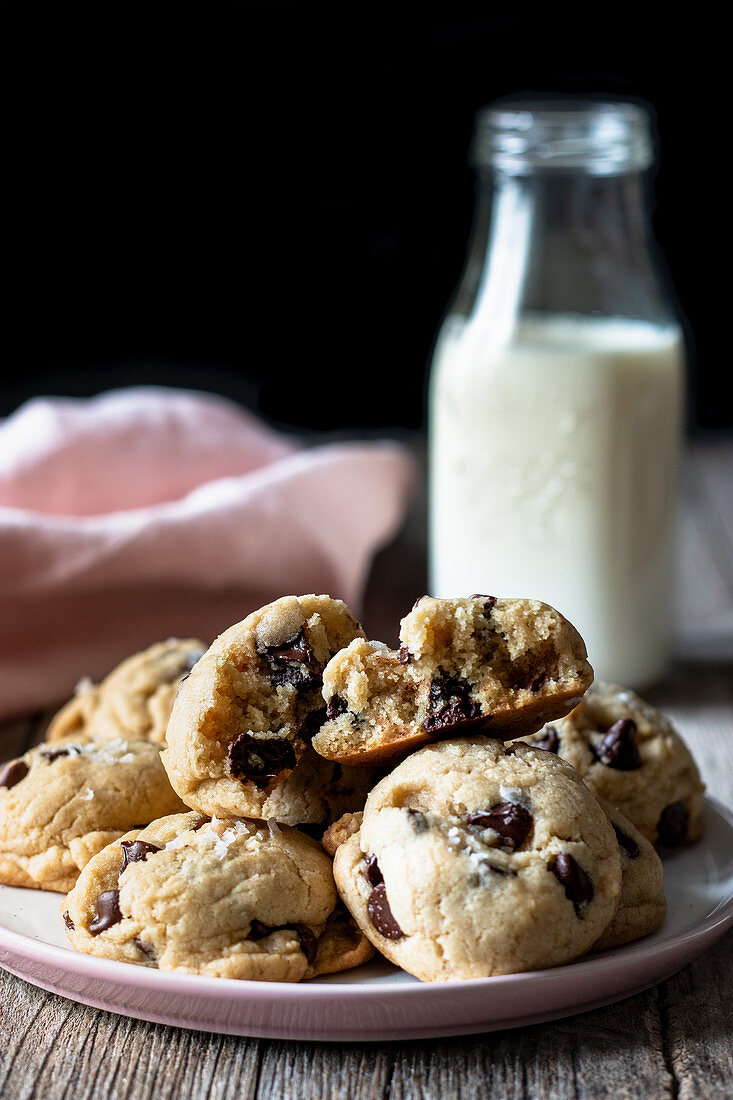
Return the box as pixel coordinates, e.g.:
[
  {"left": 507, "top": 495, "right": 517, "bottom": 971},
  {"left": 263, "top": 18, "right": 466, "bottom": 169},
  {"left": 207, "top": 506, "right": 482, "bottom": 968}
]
[
  {"left": 62, "top": 911, "right": 75, "bottom": 931},
  {"left": 0, "top": 759, "right": 28, "bottom": 789},
  {"left": 551, "top": 853, "right": 594, "bottom": 912},
  {"left": 229, "top": 732, "right": 297, "bottom": 788},
  {"left": 364, "top": 853, "right": 383, "bottom": 887},
  {"left": 298, "top": 705, "right": 328, "bottom": 743},
  {"left": 533, "top": 726, "right": 560, "bottom": 754},
  {"left": 612, "top": 822, "right": 640, "bottom": 859},
  {"left": 133, "top": 937, "right": 155, "bottom": 959},
  {"left": 39, "top": 746, "right": 76, "bottom": 763},
  {"left": 595, "top": 719, "right": 642, "bottom": 771},
  {"left": 422, "top": 671, "right": 481, "bottom": 733},
  {"left": 397, "top": 646, "right": 411, "bottom": 665},
  {"left": 192, "top": 816, "right": 210, "bottom": 831},
  {"left": 476, "top": 858, "right": 515, "bottom": 879},
  {"left": 248, "top": 918, "right": 271, "bottom": 940},
  {"left": 326, "top": 695, "right": 348, "bottom": 720},
  {"left": 120, "top": 839, "right": 161, "bottom": 874},
  {"left": 656, "top": 801, "right": 688, "bottom": 847},
  {"left": 293, "top": 923, "right": 318, "bottom": 964},
  {"left": 467, "top": 802, "right": 533, "bottom": 850},
  {"left": 472, "top": 594, "right": 498, "bottom": 616},
  {"left": 247, "top": 918, "right": 318, "bottom": 962},
  {"left": 406, "top": 808, "right": 428, "bottom": 833},
  {"left": 367, "top": 882, "right": 403, "bottom": 939},
  {"left": 260, "top": 628, "right": 322, "bottom": 689},
  {"left": 89, "top": 889, "right": 122, "bottom": 935}
]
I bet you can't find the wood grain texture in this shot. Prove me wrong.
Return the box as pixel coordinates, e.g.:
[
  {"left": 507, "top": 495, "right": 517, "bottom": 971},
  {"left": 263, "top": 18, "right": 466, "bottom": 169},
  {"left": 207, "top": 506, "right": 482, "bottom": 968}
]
[{"left": 1, "top": 438, "right": 732, "bottom": 1100}]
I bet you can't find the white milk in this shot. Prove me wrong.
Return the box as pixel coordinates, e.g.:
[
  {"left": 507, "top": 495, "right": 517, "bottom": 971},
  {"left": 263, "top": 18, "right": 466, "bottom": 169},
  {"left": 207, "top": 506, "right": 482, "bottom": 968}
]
[{"left": 428, "top": 312, "right": 684, "bottom": 687}]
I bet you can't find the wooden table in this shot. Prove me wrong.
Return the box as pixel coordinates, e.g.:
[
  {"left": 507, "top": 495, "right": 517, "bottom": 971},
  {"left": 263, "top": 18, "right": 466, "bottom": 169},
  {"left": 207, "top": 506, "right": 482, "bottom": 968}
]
[{"left": 1, "top": 437, "right": 731, "bottom": 1100}]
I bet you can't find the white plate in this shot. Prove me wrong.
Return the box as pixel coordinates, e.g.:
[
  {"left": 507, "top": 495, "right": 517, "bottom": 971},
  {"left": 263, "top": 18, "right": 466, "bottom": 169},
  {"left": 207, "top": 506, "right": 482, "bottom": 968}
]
[{"left": 1, "top": 798, "right": 732, "bottom": 1041}]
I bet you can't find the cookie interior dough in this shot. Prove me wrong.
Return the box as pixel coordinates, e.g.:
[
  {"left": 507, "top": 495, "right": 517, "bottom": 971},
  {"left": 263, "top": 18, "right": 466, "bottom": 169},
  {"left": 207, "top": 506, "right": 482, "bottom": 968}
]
[
  {"left": 63, "top": 811, "right": 372, "bottom": 981},
  {"left": 161, "top": 595, "right": 372, "bottom": 822},
  {"left": 519, "top": 680, "right": 706, "bottom": 846},
  {"left": 312, "top": 595, "right": 593, "bottom": 765},
  {"left": 331, "top": 737, "right": 622, "bottom": 981},
  {"left": 46, "top": 637, "right": 208, "bottom": 747},
  {"left": 0, "top": 739, "right": 187, "bottom": 892}
]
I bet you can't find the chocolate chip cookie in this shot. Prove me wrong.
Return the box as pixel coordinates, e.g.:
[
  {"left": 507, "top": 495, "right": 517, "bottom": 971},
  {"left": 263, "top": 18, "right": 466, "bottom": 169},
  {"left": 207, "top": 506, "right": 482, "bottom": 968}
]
[
  {"left": 312, "top": 596, "right": 593, "bottom": 765},
  {"left": 519, "top": 681, "right": 705, "bottom": 846},
  {"left": 46, "top": 637, "right": 208, "bottom": 746},
  {"left": 0, "top": 740, "right": 187, "bottom": 892},
  {"left": 63, "top": 811, "right": 373, "bottom": 980},
  {"left": 161, "top": 595, "right": 377, "bottom": 824},
  {"left": 592, "top": 797, "right": 666, "bottom": 951},
  {"left": 330, "top": 737, "right": 621, "bottom": 981}
]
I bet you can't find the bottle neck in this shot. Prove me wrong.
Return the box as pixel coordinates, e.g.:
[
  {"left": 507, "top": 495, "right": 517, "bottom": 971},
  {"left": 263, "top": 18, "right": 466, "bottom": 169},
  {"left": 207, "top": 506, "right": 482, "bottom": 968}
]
[{"left": 453, "top": 166, "right": 678, "bottom": 337}]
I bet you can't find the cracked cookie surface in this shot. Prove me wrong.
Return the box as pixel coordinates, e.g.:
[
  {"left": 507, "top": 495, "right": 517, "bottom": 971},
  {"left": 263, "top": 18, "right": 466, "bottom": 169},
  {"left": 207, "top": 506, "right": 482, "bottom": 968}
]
[
  {"left": 46, "top": 637, "right": 208, "bottom": 747},
  {"left": 0, "top": 739, "right": 187, "bottom": 892},
  {"left": 519, "top": 681, "right": 705, "bottom": 846},
  {"left": 161, "top": 595, "right": 377, "bottom": 824},
  {"left": 330, "top": 737, "right": 621, "bottom": 981},
  {"left": 312, "top": 596, "right": 593, "bottom": 765},
  {"left": 63, "top": 811, "right": 373, "bottom": 980}
]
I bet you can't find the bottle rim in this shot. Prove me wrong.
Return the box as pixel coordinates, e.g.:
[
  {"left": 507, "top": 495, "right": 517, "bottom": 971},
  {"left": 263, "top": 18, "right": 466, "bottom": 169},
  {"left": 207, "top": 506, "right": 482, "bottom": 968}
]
[{"left": 473, "top": 97, "right": 655, "bottom": 174}]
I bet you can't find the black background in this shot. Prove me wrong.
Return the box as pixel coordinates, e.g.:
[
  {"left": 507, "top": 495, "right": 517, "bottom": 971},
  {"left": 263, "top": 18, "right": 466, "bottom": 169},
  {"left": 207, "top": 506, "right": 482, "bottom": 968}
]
[{"left": 5, "top": 8, "right": 730, "bottom": 433}]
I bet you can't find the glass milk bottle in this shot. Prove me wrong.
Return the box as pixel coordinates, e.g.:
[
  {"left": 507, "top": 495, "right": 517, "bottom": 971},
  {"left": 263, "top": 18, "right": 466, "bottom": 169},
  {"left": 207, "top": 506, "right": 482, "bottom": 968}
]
[{"left": 428, "top": 100, "right": 685, "bottom": 688}]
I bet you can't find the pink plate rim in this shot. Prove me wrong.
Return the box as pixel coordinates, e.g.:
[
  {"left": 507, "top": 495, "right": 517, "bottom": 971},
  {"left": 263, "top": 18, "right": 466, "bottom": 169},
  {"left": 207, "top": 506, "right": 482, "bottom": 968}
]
[{"left": 1, "top": 796, "right": 732, "bottom": 1009}]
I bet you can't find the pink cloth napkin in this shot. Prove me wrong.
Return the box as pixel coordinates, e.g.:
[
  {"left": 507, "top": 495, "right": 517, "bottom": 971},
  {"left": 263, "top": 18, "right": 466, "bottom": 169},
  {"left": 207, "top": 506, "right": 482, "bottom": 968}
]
[{"left": 0, "top": 387, "right": 416, "bottom": 720}]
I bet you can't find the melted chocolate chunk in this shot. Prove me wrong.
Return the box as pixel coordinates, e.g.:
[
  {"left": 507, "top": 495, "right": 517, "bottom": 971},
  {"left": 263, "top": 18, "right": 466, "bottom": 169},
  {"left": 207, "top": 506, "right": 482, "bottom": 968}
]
[
  {"left": 326, "top": 695, "right": 348, "bottom": 721},
  {"left": 248, "top": 918, "right": 271, "bottom": 940},
  {"left": 299, "top": 705, "right": 328, "bottom": 743},
  {"left": 62, "top": 911, "right": 75, "bottom": 931},
  {"left": 406, "top": 808, "right": 428, "bottom": 833},
  {"left": 367, "top": 882, "right": 403, "bottom": 939},
  {"left": 595, "top": 719, "right": 642, "bottom": 771},
  {"left": 260, "top": 628, "right": 323, "bottom": 689},
  {"left": 397, "top": 646, "right": 411, "bottom": 665},
  {"left": 120, "top": 839, "right": 162, "bottom": 874},
  {"left": 533, "top": 726, "right": 560, "bottom": 754},
  {"left": 422, "top": 671, "right": 481, "bottom": 733},
  {"left": 467, "top": 802, "right": 533, "bottom": 850},
  {"left": 656, "top": 801, "right": 689, "bottom": 847},
  {"left": 229, "top": 733, "right": 297, "bottom": 788},
  {"left": 293, "top": 923, "right": 318, "bottom": 964},
  {"left": 612, "top": 823, "right": 640, "bottom": 859},
  {"left": 551, "top": 853, "right": 594, "bottom": 912},
  {"left": 0, "top": 759, "right": 28, "bottom": 789},
  {"left": 89, "top": 889, "right": 122, "bottom": 935},
  {"left": 364, "top": 853, "right": 383, "bottom": 887}
]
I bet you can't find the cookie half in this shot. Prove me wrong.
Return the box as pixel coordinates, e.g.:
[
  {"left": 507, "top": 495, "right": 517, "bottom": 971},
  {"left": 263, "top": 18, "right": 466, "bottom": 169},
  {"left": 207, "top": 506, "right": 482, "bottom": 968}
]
[
  {"left": 161, "top": 595, "right": 377, "bottom": 823},
  {"left": 519, "top": 681, "right": 705, "bottom": 846},
  {"left": 0, "top": 739, "right": 187, "bottom": 892},
  {"left": 312, "top": 596, "right": 593, "bottom": 765},
  {"left": 63, "top": 811, "right": 372, "bottom": 981},
  {"left": 331, "top": 737, "right": 621, "bottom": 981}
]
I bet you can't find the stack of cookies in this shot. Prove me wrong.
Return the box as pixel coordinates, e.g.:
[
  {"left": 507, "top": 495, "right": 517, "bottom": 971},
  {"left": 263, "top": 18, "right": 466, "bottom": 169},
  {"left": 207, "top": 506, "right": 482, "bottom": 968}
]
[{"left": 0, "top": 594, "right": 706, "bottom": 983}]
